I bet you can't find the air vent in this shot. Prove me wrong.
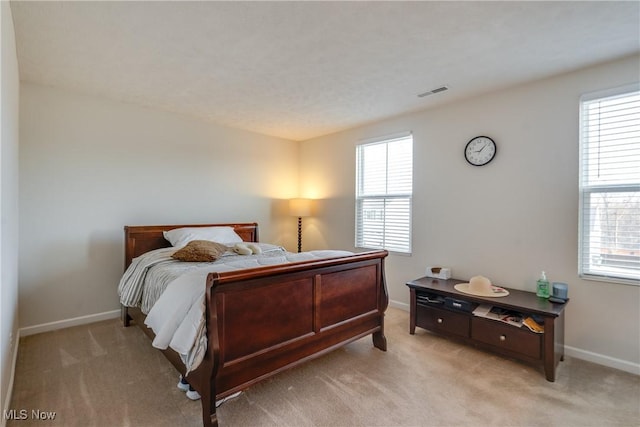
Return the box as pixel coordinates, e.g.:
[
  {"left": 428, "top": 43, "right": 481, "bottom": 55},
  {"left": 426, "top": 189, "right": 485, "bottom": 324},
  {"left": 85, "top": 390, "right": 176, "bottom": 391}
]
[{"left": 417, "top": 85, "right": 449, "bottom": 98}]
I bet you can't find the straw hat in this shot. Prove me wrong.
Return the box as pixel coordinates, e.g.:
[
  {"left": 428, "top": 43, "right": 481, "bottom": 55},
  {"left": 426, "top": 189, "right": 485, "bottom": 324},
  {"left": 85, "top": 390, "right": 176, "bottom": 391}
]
[{"left": 454, "top": 275, "right": 509, "bottom": 297}]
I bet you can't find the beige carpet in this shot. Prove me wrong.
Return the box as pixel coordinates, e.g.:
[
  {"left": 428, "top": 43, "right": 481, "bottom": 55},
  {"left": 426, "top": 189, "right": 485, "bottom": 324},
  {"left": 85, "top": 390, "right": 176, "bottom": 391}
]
[{"left": 8, "top": 307, "right": 640, "bottom": 427}]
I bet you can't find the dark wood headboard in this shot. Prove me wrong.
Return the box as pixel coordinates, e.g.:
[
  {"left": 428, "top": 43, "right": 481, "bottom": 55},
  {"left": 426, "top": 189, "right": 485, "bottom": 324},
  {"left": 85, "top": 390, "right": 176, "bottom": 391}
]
[{"left": 124, "top": 222, "right": 259, "bottom": 269}]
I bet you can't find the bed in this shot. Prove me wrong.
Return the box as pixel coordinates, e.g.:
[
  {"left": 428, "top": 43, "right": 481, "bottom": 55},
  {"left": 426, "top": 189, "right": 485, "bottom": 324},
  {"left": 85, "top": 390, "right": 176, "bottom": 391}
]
[{"left": 119, "top": 222, "right": 389, "bottom": 427}]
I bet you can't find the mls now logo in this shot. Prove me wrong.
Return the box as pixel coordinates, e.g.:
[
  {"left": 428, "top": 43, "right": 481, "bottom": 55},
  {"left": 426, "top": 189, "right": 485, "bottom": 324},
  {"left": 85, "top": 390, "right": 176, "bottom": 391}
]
[{"left": 4, "top": 409, "right": 57, "bottom": 420}]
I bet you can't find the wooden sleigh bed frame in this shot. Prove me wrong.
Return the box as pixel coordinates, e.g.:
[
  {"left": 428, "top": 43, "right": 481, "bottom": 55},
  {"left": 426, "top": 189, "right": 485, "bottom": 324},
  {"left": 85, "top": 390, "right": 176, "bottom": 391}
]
[{"left": 121, "top": 222, "right": 389, "bottom": 427}]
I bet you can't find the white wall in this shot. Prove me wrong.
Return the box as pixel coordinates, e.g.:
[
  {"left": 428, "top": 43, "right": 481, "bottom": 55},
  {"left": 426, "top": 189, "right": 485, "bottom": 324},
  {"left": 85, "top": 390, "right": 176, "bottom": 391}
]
[
  {"left": 18, "top": 84, "right": 300, "bottom": 328},
  {"left": 300, "top": 55, "right": 640, "bottom": 373},
  {"left": 1, "top": 0, "right": 21, "bottom": 418}
]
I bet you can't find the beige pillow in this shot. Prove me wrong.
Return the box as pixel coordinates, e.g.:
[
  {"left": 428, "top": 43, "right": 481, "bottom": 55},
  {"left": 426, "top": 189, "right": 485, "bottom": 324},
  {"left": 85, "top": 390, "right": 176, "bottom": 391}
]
[{"left": 171, "top": 240, "right": 228, "bottom": 262}]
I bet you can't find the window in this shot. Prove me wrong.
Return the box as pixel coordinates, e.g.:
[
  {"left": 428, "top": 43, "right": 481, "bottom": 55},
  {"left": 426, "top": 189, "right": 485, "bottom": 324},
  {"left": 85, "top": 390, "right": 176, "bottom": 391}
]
[
  {"left": 579, "top": 84, "right": 640, "bottom": 284},
  {"left": 356, "top": 132, "right": 413, "bottom": 254}
]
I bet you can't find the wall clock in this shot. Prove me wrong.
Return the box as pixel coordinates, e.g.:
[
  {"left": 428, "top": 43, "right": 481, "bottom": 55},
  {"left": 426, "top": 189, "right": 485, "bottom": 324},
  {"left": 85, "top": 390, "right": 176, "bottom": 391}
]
[{"left": 464, "top": 136, "right": 496, "bottom": 166}]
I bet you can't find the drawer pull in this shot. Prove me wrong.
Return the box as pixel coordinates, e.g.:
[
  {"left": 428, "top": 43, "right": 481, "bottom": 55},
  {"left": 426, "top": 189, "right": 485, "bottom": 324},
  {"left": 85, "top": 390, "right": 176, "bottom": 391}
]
[
  {"left": 499, "top": 335, "right": 506, "bottom": 341},
  {"left": 437, "top": 318, "right": 443, "bottom": 324}
]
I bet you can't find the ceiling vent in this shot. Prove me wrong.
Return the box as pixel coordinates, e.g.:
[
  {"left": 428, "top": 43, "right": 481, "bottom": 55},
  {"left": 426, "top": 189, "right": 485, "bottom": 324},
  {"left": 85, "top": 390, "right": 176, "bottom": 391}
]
[{"left": 417, "top": 85, "right": 449, "bottom": 98}]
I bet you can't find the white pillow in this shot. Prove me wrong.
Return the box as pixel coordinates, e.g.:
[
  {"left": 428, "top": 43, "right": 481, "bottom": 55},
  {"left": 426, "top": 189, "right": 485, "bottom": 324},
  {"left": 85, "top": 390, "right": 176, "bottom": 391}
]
[{"left": 163, "top": 226, "right": 243, "bottom": 247}]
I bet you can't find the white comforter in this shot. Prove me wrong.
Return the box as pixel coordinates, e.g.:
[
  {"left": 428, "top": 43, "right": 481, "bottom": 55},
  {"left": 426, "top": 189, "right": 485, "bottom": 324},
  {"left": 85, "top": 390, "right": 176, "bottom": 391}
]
[{"left": 118, "top": 244, "right": 353, "bottom": 373}]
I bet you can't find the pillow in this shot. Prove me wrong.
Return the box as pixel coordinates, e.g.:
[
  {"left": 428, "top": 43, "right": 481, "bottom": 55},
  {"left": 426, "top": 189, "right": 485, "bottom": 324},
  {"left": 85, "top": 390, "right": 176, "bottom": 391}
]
[
  {"left": 171, "top": 240, "right": 229, "bottom": 262},
  {"left": 163, "top": 226, "right": 243, "bottom": 247}
]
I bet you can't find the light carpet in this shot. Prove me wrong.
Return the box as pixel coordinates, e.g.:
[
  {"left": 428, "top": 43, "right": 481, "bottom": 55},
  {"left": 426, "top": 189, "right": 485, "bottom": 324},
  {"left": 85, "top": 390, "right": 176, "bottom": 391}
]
[{"left": 8, "top": 308, "right": 639, "bottom": 426}]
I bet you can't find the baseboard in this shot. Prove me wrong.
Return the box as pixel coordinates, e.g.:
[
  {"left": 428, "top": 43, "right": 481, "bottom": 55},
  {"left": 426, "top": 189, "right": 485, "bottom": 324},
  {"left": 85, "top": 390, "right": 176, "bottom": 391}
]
[
  {"left": 389, "top": 299, "right": 409, "bottom": 311},
  {"left": 565, "top": 345, "right": 640, "bottom": 376},
  {"left": 1, "top": 329, "right": 20, "bottom": 427},
  {"left": 19, "top": 309, "right": 120, "bottom": 337},
  {"left": 388, "top": 298, "right": 639, "bottom": 376}
]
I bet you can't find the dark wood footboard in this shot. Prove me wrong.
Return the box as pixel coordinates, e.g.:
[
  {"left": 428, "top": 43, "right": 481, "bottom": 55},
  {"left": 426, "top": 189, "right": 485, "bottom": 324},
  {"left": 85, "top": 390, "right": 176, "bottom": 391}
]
[
  {"left": 189, "top": 251, "right": 388, "bottom": 427},
  {"left": 121, "top": 223, "right": 388, "bottom": 427}
]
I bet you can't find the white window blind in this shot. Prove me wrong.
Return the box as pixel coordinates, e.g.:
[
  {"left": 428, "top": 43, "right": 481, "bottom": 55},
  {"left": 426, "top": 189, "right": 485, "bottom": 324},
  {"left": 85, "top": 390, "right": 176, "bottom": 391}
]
[
  {"left": 356, "top": 133, "right": 413, "bottom": 254},
  {"left": 579, "top": 84, "right": 640, "bottom": 284}
]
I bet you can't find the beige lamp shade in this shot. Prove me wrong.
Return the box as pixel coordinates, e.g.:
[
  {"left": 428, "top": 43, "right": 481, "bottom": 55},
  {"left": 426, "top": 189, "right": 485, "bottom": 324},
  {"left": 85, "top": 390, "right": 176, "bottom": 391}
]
[{"left": 289, "top": 198, "right": 312, "bottom": 217}]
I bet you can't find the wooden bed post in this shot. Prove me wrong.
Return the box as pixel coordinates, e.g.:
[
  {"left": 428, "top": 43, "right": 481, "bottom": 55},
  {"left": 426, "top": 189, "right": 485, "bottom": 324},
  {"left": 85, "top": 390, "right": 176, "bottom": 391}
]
[
  {"left": 203, "top": 273, "right": 221, "bottom": 427},
  {"left": 372, "top": 318, "right": 387, "bottom": 351},
  {"left": 121, "top": 305, "right": 130, "bottom": 327},
  {"left": 372, "top": 258, "right": 389, "bottom": 351},
  {"left": 197, "top": 386, "right": 216, "bottom": 427}
]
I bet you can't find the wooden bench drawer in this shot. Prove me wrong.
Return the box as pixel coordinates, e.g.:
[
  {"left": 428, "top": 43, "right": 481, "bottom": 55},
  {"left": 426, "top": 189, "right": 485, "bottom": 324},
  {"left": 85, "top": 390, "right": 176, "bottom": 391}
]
[
  {"left": 416, "top": 305, "right": 470, "bottom": 338},
  {"left": 471, "top": 317, "right": 541, "bottom": 359}
]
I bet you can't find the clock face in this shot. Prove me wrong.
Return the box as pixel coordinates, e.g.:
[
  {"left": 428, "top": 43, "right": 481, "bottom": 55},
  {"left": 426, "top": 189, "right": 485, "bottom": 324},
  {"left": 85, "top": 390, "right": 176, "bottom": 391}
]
[{"left": 464, "top": 136, "right": 496, "bottom": 166}]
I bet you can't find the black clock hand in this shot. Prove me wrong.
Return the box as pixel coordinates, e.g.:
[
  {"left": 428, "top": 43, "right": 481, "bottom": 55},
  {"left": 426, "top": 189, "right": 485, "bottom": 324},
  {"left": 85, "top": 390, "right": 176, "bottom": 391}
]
[{"left": 475, "top": 144, "right": 487, "bottom": 153}]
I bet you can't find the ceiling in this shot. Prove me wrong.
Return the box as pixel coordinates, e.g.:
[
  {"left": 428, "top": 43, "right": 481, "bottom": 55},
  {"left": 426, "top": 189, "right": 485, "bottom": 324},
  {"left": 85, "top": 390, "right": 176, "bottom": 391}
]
[{"left": 10, "top": 1, "right": 640, "bottom": 141}]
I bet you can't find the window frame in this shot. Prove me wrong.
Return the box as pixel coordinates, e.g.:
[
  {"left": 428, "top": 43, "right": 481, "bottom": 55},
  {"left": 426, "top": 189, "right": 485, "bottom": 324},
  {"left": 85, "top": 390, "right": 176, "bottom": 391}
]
[
  {"left": 578, "top": 83, "right": 640, "bottom": 285},
  {"left": 355, "top": 131, "right": 413, "bottom": 255}
]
